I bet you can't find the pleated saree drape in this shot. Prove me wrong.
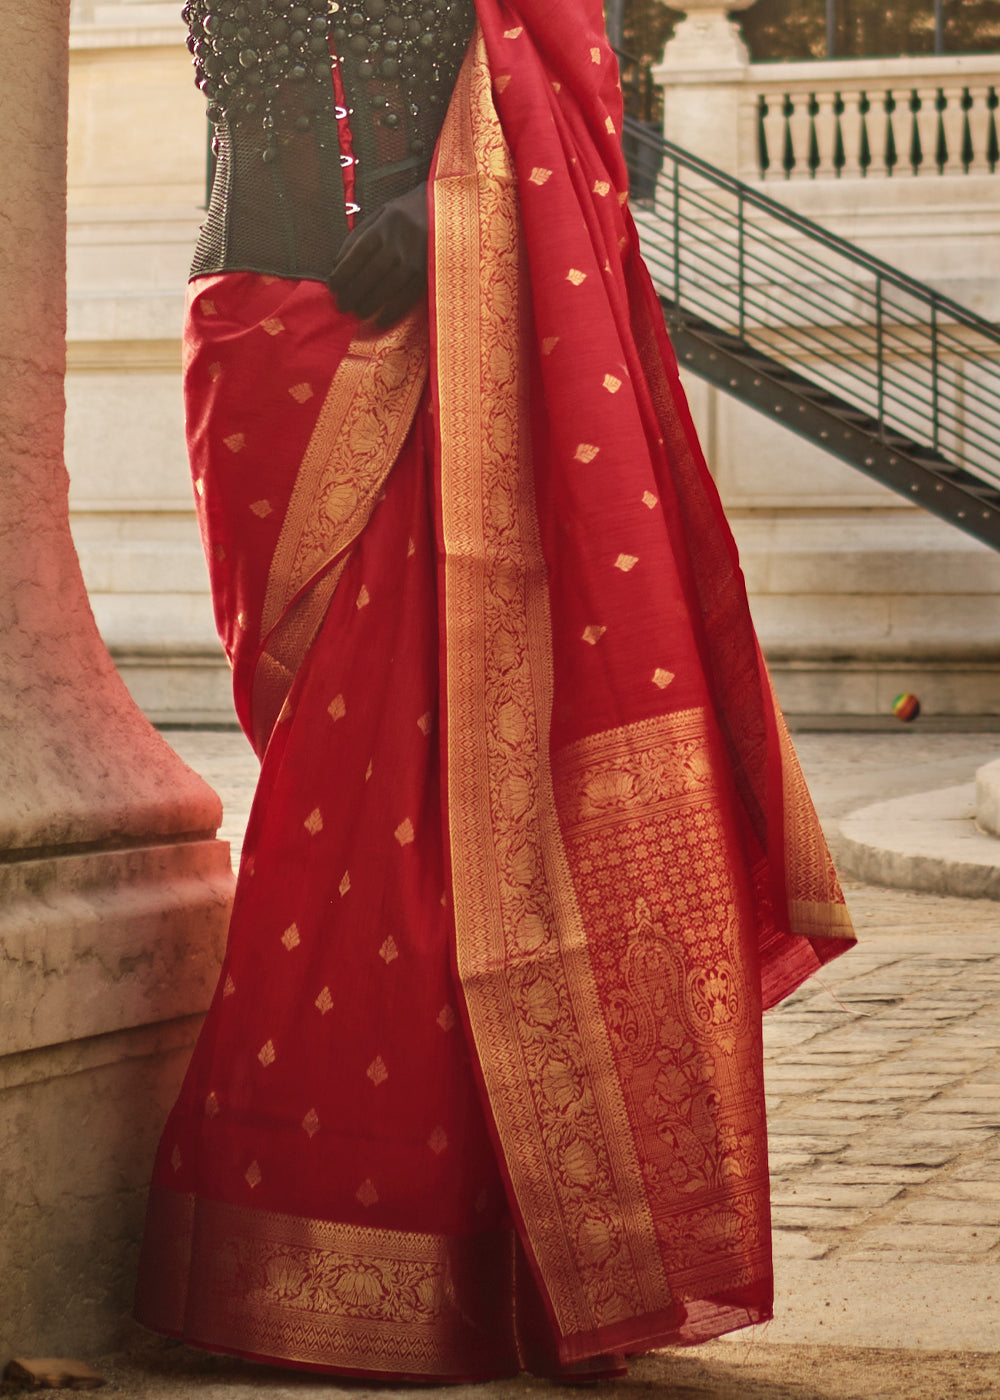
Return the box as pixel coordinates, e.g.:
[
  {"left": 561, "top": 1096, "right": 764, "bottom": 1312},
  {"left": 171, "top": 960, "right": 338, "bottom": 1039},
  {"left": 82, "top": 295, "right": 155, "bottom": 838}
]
[{"left": 136, "top": 0, "right": 854, "bottom": 1378}]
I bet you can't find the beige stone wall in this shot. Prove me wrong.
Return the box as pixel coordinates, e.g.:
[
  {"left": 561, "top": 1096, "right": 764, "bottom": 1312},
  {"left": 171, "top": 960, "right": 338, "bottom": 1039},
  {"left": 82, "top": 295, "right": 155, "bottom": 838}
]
[{"left": 68, "top": 1, "right": 228, "bottom": 718}]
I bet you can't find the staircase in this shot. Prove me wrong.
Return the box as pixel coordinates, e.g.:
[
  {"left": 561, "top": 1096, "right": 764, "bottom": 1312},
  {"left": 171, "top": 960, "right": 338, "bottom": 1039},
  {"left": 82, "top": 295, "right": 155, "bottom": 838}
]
[
  {"left": 623, "top": 118, "right": 1000, "bottom": 552},
  {"left": 621, "top": 117, "right": 1000, "bottom": 721}
]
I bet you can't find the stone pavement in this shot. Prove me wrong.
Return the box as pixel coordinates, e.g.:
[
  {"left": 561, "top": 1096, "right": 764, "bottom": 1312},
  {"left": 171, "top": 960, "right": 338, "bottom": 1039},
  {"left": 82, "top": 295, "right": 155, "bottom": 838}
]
[{"left": 81, "top": 727, "right": 999, "bottom": 1399}]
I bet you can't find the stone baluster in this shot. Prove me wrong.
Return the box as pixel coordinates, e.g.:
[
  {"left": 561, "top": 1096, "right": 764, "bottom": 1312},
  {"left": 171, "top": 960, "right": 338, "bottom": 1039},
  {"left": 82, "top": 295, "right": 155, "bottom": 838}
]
[
  {"left": 909, "top": 85, "right": 943, "bottom": 174},
  {"left": 838, "top": 89, "right": 865, "bottom": 177},
  {"left": 863, "top": 88, "right": 890, "bottom": 177},
  {"left": 0, "top": 0, "right": 233, "bottom": 1358},
  {"left": 966, "top": 84, "right": 994, "bottom": 173},
  {"left": 811, "top": 89, "right": 840, "bottom": 177},
  {"left": 939, "top": 84, "right": 968, "bottom": 174},
  {"left": 785, "top": 90, "right": 813, "bottom": 178},
  {"left": 759, "top": 89, "right": 788, "bottom": 179}
]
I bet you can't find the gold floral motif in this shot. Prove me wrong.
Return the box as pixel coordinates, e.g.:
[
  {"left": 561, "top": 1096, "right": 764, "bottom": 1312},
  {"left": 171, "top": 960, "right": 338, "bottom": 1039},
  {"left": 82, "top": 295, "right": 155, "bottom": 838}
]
[
  {"left": 304, "top": 807, "right": 324, "bottom": 835},
  {"left": 315, "top": 985, "right": 334, "bottom": 1015},
  {"left": 367, "top": 1055, "right": 389, "bottom": 1086},
  {"left": 135, "top": 1187, "right": 518, "bottom": 1376},
  {"left": 582, "top": 625, "right": 606, "bottom": 645},
  {"left": 379, "top": 936, "right": 399, "bottom": 964},
  {"left": 355, "top": 1179, "right": 379, "bottom": 1207},
  {"left": 328, "top": 693, "right": 346, "bottom": 721}
]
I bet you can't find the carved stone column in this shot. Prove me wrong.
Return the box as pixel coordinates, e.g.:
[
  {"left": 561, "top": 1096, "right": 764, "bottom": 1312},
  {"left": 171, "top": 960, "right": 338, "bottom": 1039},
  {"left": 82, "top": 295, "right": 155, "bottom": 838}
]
[
  {"left": 0, "top": 0, "right": 232, "bottom": 1360},
  {"left": 653, "top": 0, "right": 758, "bottom": 172}
]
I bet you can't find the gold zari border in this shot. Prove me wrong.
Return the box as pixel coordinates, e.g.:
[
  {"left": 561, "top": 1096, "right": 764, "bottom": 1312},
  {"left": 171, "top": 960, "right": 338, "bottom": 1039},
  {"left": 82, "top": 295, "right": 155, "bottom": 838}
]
[
  {"left": 135, "top": 1186, "right": 516, "bottom": 1377},
  {"left": 435, "top": 36, "right": 671, "bottom": 1348}
]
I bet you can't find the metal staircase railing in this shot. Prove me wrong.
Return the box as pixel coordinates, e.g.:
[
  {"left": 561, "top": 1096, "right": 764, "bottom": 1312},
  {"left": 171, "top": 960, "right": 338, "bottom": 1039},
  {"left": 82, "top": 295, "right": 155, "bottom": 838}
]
[{"left": 622, "top": 116, "right": 1000, "bottom": 551}]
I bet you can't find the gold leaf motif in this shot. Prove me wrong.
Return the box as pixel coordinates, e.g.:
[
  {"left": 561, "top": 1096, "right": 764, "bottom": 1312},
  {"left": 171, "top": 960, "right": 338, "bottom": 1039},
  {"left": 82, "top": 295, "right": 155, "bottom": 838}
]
[
  {"left": 245, "top": 1159, "right": 262, "bottom": 1189},
  {"left": 618, "top": 190, "right": 629, "bottom": 207},
  {"left": 223, "top": 432, "right": 245, "bottom": 454},
  {"left": 582, "top": 625, "right": 606, "bottom": 645},
  {"left": 574, "top": 443, "right": 599, "bottom": 463},
  {"left": 652, "top": 668, "right": 675, "bottom": 689},
  {"left": 261, "top": 316, "right": 285, "bottom": 336},
  {"left": 328, "top": 693, "right": 346, "bottom": 721},
  {"left": 614, "top": 553, "right": 639, "bottom": 572},
  {"left": 593, "top": 180, "right": 611, "bottom": 197},
  {"left": 427, "top": 1126, "right": 448, "bottom": 1155},
  {"left": 642, "top": 490, "right": 658, "bottom": 509},
  {"left": 494, "top": 73, "right": 512, "bottom": 93},
  {"left": 551, "top": 80, "right": 562, "bottom": 93},
  {"left": 223, "top": 973, "right": 235, "bottom": 998},
  {"left": 407, "top": 536, "right": 416, "bottom": 556},
  {"left": 315, "top": 985, "right": 333, "bottom": 1015},
  {"left": 236, "top": 610, "right": 248, "bottom": 630},
  {"left": 566, "top": 268, "right": 587, "bottom": 287},
  {"left": 367, "top": 1055, "right": 389, "bottom": 1086},
  {"left": 322, "top": 482, "right": 360, "bottom": 522},
  {"left": 170, "top": 1145, "right": 182, "bottom": 1172},
  {"left": 605, "top": 116, "right": 616, "bottom": 134},
  {"left": 339, "top": 870, "right": 351, "bottom": 897},
  {"left": 365, "top": 759, "right": 373, "bottom": 781},
  {"left": 603, "top": 374, "right": 622, "bottom": 394},
  {"left": 288, "top": 381, "right": 314, "bottom": 403},
  {"left": 502, "top": 25, "right": 522, "bottom": 37},
  {"left": 304, "top": 807, "right": 324, "bottom": 835},
  {"left": 281, "top": 922, "right": 301, "bottom": 951},
  {"left": 258, "top": 1039, "right": 276, "bottom": 1067},
  {"left": 208, "top": 361, "right": 222, "bottom": 380},
  {"left": 379, "top": 936, "right": 399, "bottom": 964},
  {"left": 194, "top": 477, "right": 205, "bottom": 498},
  {"left": 437, "top": 1005, "right": 456, "bottom": 1032},
  {"left": 529, "top": 167, "right": 553, "bottom": 186},
  {"left": 590, "top": 46, "right": 601, "bottom": 63},
  {"left": 200, "top": 298, "right": 218, "bottom": 316},
  {"left": 394, "top": 817, "right": 415, "bottom": 846},
  {"left": 302, "top": 1108, "right": 320, "bottom": 1139},
  {"left": 541, "top": 336, "right": 560, "bottom": 356},
  {"left": 356, "top": 1178, "right": 378, "bottom": 1207},
  {"left": 250, "top": 499, "right": 272, "bottom": 518},
  {"left": 205, "top": 1091, "right": 220, "bottom": 1118},
  {"left": 356, "top": 584, "right": 371, "bottom": 609},
  {"left": 417, "top": 711, "right": 432, "bottom": 737}
]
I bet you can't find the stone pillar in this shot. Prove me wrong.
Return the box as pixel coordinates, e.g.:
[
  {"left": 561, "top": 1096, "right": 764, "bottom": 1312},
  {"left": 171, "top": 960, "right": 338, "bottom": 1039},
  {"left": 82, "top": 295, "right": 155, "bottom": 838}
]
[
  {"left": 0, "top": 0, "right": 232, "bottom": 1363},
  {"left": 653, "top": 0, "right": 757, "bottom": 172}
]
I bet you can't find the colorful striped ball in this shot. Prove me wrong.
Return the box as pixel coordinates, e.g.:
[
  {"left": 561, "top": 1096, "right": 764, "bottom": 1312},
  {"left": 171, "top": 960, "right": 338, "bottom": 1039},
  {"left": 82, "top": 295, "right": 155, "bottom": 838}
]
[{"left": 892, "top": 692, "right": 921, "bottom": 723}]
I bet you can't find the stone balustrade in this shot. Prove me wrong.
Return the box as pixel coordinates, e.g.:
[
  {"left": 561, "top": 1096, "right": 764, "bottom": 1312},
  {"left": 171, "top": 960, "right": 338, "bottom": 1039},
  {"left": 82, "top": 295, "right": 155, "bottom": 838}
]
[{"left": 751, "top": 55, "right": 1000, "bottom": 182}]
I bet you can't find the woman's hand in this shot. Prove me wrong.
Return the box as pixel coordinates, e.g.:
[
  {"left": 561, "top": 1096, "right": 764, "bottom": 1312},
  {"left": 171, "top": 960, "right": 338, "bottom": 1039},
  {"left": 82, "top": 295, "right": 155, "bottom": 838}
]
[{"left": 327, "top": 182, "right": 428, "bottom": 329}]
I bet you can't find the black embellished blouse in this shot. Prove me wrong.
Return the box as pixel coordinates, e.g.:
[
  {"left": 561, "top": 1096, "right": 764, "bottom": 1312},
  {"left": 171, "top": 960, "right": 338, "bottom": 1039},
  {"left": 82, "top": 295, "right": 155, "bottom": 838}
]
[{"left": 183, "top": 0, "right": 476, "bottom": 282}]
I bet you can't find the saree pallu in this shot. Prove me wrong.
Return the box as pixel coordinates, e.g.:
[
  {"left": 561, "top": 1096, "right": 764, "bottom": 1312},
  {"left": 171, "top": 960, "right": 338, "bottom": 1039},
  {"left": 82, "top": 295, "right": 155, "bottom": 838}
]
[{"left": 136, "top": 0, "right": 855, "bottom": 1378}]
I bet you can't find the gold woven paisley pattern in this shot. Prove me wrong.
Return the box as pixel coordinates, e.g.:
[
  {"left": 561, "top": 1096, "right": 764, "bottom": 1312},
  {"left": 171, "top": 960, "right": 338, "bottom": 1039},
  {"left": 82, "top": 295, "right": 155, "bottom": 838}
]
[
  {"left": 436, "top": 36, "right": 670, "bottom": 1348},
  {"left": 553, "top": 711, "right": 771, "bottom": 1301}
]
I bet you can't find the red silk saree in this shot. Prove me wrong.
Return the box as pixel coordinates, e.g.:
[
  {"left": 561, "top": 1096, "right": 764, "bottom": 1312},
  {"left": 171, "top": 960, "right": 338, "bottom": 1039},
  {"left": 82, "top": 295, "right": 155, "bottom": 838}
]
[{"left": 136, "top": 0, "right": 855, "bottom": 1379}]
